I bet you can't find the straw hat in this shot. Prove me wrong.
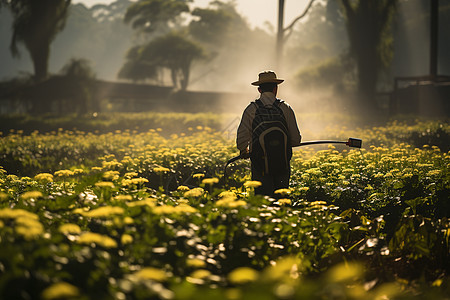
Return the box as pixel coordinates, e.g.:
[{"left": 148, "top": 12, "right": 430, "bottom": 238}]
[{"left": 251, "top": 70, "right": 284, "bottom": 86}]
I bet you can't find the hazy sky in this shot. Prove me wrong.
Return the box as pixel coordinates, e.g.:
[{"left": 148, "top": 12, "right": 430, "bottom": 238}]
[{"left": 72, "top": 0, "right": 312, "bottom": 29}]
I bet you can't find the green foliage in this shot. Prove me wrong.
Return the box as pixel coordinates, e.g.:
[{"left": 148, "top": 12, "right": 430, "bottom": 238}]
[
  {"left": 122, "top": 0, "right": 205, "bottom": 90},
  {"left": 118, "top": 45, "right": 159, "bottom": 82},
  {"left": 0, "top": 112, "right": 228, "bottom": 137},
  {"left": 124, "top": 0, "right": 190, "bottom": 34},
  {"left": 295, "top": 55, "right": 355, "bottom": 90},
  {"left": 0, "top": 118, "right": 449, "bottom": 299},
  {"left": 137, "top": 32, "right": 205, "bottom": 90},
  {"left": 188, "top": 1, "right": 250, "bottom": 47},
  {"left": 59, "top": 58, "right": 97, "bottom": 115}
]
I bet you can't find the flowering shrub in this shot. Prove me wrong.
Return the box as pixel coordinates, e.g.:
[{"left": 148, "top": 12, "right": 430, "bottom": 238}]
[{"left": 0, "top": 118, "right": 448, "bottom": 299}]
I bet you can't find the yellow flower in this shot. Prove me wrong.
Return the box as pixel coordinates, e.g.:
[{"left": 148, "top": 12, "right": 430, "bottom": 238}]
[
  {"left": 305, "top": 168, "right": 323, "bottom": 176},
  {"left": 127, "top": 198, "right": 157, "bottom": 207},
  {"left": 218, "top": 191, "right": 237, "bottom": 199},
  {"left": 0, "top": 208, "right": 38, "bottom": 220},
  {"left": 41, "top": 282, "right": 80, "bottom": 300},
  {"left": 77, "top": 232, "right": 118, "bottom": 248},
  {"left": 134, "top": 267, "right": 167, "bottom": 282},
  {"left": 189, "top": 269, "right": 211, "bottom": 279},
  {"left": 121, "top": 179, "right": 133, "bottom": 186},
  {"left": 102, "top": 160, "right": 123, "bottom": 169},
  {"left": 73, "top": 169, "right": 84, "bottom": 175},
  {"left": 327, "top": 262, "right": 364, "bottom": 283},
  {"left": 184, "top": 187, "right": 205, "bottom": 198},
  {"left": 0, "top": 192, "right": 7, "bottom": 202},
  {"left": 177, "top": 185, "right": 190, "bottom": 192},
  {"left": 124, "top": 172, "right": 138, "bottom": 178},
  {"left": 34, "top": 173, "right": 53, "bottom": 183},
  {"left": 244, "top": 181, "right": 262, "bottom": 188},
  {"left": 278, "top": 199, "right": 291, "bottom": 205},
  {"left": 124, "top": 217, "right": 134, "bottom": 224},
  {"left": 186, "top": 258, "right": 206, "bottom": 268},
  {"left": 153, "top": 204, "right": 198, "bottom": 215},
  {"left": 95, "top": 181, "right": 115, "bottom": 188},
  {"left": 20, "top": 191, "right": 43, "bottom": 200},
  {"left": 15, "top": 217, "right": 44, "bottom": 240},
  {"left": 79, "top": 206, "right": 124, "bottom": 218},
  {"left": 131, "top": 178, "right": 149, "bottom": 185},
  {"left": 59, "top": 223, "right": 82, "bottom": 234},
  {"left": 216, "top": 197, "right": 247, "bottom": 208},
  {"left": 202, "top": 177, "right": 219, "bottom": 185},
  {"left": 54, "top": 170, "right": 74, "bottom": 177},
  {"left": 114, "top": 195, "right": 133, "bottom": 201},
  {"left": 152, "top": 205, "right": 175, "bottom": 214},
  {"left": 193, "top": 173, "right": 205, "bottom": 179},
  {"left": 427, "top": 170, "right": 441, "bottom": 177},
  {"left": 154, "top": 166, "right": 170, "bottom": 173},
  {"left": 121, "top": 234, "right": 133, "bottom": 245},
  {"left": 263, "top": 256, "right": 301, "bottom": 282},
  {"left": 274, "top": 188, "right": 291, "bottom": 195},
  {"left": 176, "top": 204, "right": 198, "bottom": 214},
  {"left": 228, "top": 267, "right": 259, "bottom": 284},
  {"left": 103, "top": 171, "right": 119, "bottom": 181}
]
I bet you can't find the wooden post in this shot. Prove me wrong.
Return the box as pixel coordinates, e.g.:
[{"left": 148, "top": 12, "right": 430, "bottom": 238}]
[
  {"left": 276, "top": 0, "right": 285, "bottom": 70},
  {"left": 430, "top": 0, "right": 438, "bottom": 79}
]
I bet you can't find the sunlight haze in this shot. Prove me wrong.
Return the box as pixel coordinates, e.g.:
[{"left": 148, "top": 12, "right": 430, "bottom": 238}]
[{"left": 72, "top": 0, "right": 312, "bottom": 29}]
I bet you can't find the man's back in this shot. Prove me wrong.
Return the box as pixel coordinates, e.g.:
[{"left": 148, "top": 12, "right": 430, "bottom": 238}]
[{"left": 236, "top": 71, "right": 302, "bottom": 196}]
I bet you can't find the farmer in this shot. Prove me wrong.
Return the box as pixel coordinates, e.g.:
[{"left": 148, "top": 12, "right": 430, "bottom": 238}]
[{"left": 236, "top": 71, "right": 302, "bottom": 196}]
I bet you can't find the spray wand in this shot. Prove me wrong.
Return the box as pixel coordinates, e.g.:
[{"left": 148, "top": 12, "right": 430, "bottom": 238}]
[{"left": 223, "top": 137, "right": 362, "bottom": 175}]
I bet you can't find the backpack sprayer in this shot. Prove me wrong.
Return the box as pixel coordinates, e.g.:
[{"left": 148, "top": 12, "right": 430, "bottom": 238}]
[{"left": 224, "top": 137, "right": 362, "bottom": 175}]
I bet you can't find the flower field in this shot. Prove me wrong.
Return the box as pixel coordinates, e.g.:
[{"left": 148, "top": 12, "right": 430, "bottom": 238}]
[{"left": 0, "top": 116, "right": 449, "bottom": 299}]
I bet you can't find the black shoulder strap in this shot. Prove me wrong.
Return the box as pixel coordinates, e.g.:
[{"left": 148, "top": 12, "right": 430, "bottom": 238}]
[
  {"left": 254, "top": 99, "right": 264, "bottom": 108},
  {"left": 254, "top": 98, "right": 283, "bottom": 108},
  {"left": 274, "top": 98, "right": 284, "bottom": 106}
]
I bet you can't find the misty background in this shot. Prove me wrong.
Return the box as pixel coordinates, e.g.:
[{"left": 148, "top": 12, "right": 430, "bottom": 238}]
[{"left": 0, "top": 0, "right": 449, "bottom": 119}]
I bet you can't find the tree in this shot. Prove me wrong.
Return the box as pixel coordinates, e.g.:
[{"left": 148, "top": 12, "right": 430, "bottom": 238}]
[
  {"left": 122, "top": 0, "right": 205, "bottom": 90},
  {"left": 340, "top": 0, "right": 397, "bottom": 105},
  {"left": 188, "top": 1, "right": 250, "bottom": 47},
  {"left": 60, "top": 58, "right": 97, "bottom": 114},
  {"left": 118, "top": 45, "right": 159, "bottom": 82},
  {"left": 124, "top": 0, "right": 190, "bottom": 35},
  {"left": 120, "top": 32, "right": 204, "bottom": 90},
  {"left": 8, "top": 0, "right": 71, "bottom": 81}
]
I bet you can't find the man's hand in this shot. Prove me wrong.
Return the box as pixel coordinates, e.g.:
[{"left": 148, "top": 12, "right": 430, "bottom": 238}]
[{"left": 240, "top": 148, "right": 250, "bottom": 159}]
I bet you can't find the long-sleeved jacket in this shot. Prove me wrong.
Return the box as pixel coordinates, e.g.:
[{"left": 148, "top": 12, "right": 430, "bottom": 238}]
[{"left": 236, "top": 92, "right": 302, "bottom": 153}]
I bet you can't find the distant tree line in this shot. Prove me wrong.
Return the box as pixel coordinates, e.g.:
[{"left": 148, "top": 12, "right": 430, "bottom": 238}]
[{"left": 1, "top": 0, "right": 450, "bottom": 116}]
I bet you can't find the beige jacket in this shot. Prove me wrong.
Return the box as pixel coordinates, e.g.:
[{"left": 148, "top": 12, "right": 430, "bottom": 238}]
[{"left": 236, "top": 92, "right": 302, "bottom": 153}]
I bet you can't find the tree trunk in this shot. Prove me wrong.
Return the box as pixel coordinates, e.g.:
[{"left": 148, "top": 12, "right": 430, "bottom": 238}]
[
  {"left": 180, "top": 63, "right": 190, "bottom": 91},
  {"left": 28, "top": 40, "right": 50, "bottom": 82}
]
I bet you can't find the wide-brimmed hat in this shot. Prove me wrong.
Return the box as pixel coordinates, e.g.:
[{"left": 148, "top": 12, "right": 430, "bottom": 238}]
[{"left": 251, "top": 71, "right": 284, "bottom": 86}]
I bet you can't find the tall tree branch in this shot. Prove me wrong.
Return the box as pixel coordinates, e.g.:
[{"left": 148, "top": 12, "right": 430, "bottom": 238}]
[{"left": 283, "top": 0, "right": 316, "bottom": 38}]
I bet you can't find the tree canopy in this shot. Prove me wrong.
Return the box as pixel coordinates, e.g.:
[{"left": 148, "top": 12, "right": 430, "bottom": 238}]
[
  {"left": 124, "top": 0, "right": 191, "bottom": 34},
  {"left": 8, "top": 0, "right": 71, "bottom": 81},
  {"left": 119, "top": 32, "right": 204, "bottom": 90},
  {"left": 121, "top": 0, "right": 208, "bottom": 90},
  {"left": 188, "top": 1, "right": 250, "bottom": 47}
]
